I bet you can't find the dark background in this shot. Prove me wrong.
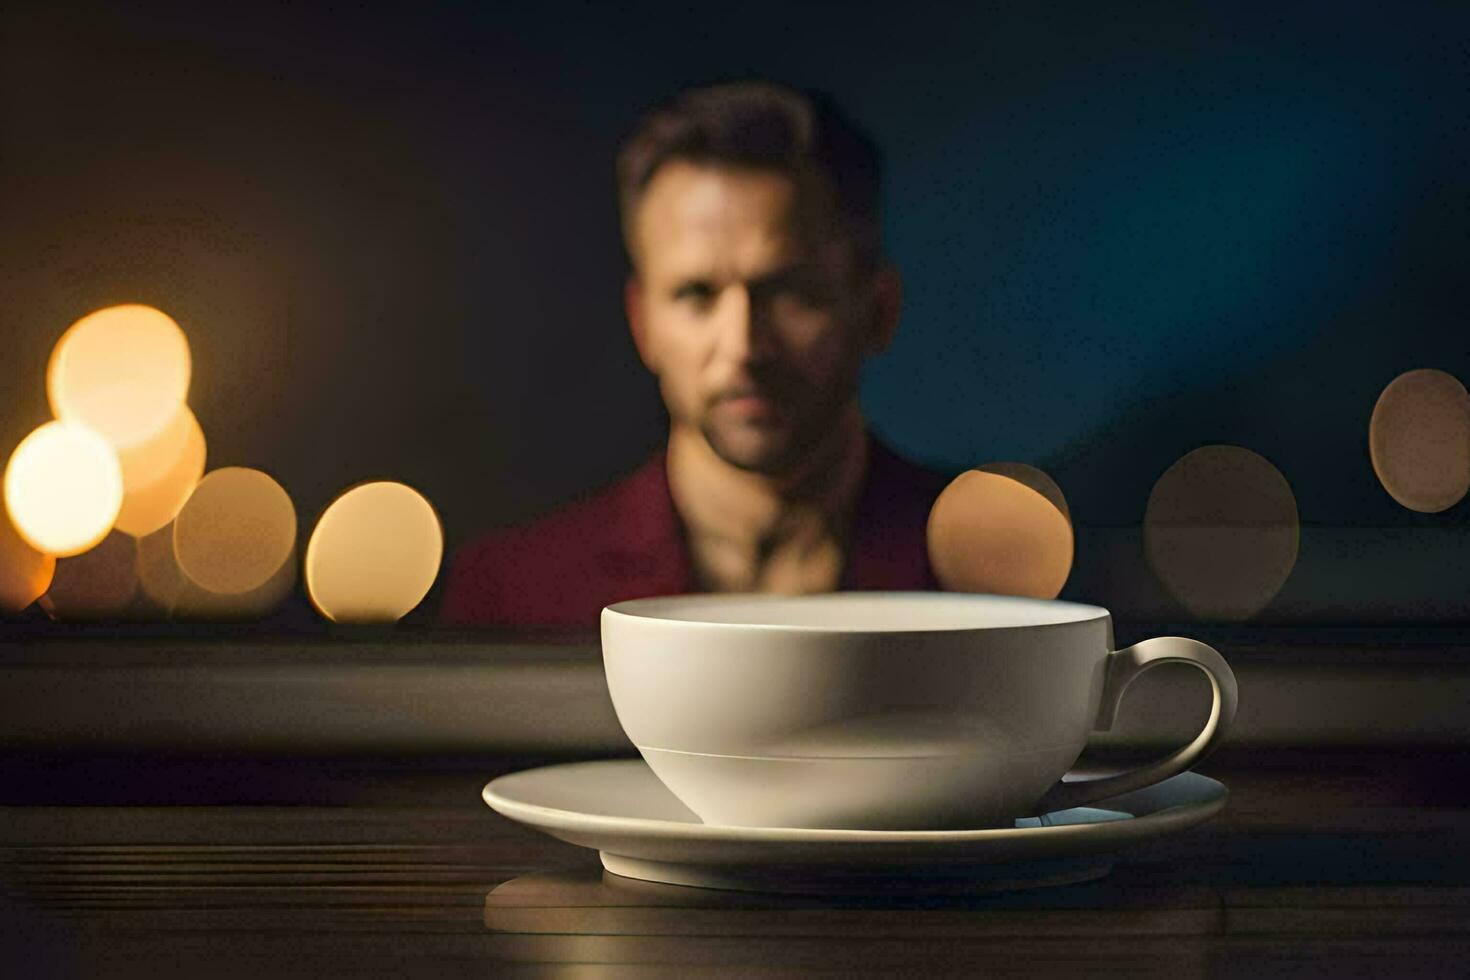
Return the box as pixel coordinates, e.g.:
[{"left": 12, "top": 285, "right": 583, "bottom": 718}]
[{"left": 2, "top": 1, "right": 1467, "bottom": 623}]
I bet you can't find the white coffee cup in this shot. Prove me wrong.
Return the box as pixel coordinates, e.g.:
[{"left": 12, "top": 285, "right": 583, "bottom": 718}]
[{"left": 602, "top": 591, "right": 1237, "bottom": 830}]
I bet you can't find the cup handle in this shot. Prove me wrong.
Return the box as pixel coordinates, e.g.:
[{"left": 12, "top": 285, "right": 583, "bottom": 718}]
[{"left": 1026, "top": 636, "right": 1238, "bottom": 815}]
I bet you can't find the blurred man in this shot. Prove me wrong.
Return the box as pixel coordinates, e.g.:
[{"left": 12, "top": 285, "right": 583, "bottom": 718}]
[{"left": 441, "top": 80, "right": 949, "bottom": 628}]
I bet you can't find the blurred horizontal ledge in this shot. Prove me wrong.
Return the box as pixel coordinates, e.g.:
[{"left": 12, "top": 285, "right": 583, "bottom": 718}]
[
  {"left": 2, "top": 627, "right": 1470, "bottom": 756},
  {"left": 5, "top": 621, "right": 1470, "bottom": 665}
]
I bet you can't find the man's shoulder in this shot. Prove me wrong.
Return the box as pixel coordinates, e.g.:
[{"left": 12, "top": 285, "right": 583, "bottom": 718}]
[
  {"left": 452, "top": 488, "right": 620, "bottom": 566},
  {"left": 470, "top": 472, "right": 645, "bottom": 551},
  {"left": 438, "top": 455, "right": 682, "bottom": 627},
  {"left": 843, "top": 437, "right": 953, "bottom": 591}
]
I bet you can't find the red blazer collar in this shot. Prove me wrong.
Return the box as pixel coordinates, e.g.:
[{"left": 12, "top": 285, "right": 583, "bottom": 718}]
[{"left": 608, "top": 433, "right": 942, "bottom": 595}]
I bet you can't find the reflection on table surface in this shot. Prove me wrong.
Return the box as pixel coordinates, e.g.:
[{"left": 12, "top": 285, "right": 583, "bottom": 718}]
[{"left": 2, "top": 753, "right": 1470, "bottom": 978}]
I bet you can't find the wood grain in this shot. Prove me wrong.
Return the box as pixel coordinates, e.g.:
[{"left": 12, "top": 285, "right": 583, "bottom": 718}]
[{"left": 1, "top": 753, "right": 1468, "bottom": 976}]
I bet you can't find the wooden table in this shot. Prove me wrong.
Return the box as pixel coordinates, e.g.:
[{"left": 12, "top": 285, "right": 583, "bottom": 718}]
[{"left": 3, "top": 749, "right": 1469, "bottom": 978}]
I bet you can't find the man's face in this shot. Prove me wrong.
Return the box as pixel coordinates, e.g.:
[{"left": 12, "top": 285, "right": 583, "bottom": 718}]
[{"left": 625, "top": 161, "right": 894, "bottom": 475}]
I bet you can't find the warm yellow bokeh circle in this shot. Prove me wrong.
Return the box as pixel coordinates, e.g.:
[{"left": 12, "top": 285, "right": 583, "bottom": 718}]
[
  {"left": 926, "top": 469, "right": 1073, "bottom": 600},
  {"left": 114, "top": 405, "right": 208, "bottom": 537},
  {"left": 1144, "top": 444, "right": 1299, "bottom": 621},
  {"left": 973, "top": 460, "right": 1072, "bottom": 524},
  {"left": 305, "top": 481, "right": 444, "bottom": 624},
  {"left": 173, "top": 467, "right": 297, "bottom": 595},
  {"left": 0, "top": 511, "right": 56, "bottom": 613},
  {"left": 1369, "top": 368, "right": 1470, "bottom": 513},
  {"left": 47, "top": 304, "right": 192, "bottom": 450},
  {"left": 3, "top": 421, "right": 124, "bottom": 557}
]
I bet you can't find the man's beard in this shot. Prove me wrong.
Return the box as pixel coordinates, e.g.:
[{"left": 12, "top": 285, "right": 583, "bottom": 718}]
[
  {"left": 698, "top": 382, "right": 856, "bottom": 477},
  {"left": 700, "top": 416, "right": 808, "bottom": 475}
]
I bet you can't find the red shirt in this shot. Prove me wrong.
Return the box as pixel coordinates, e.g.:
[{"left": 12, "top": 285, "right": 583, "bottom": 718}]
[{"left": 439, "top": 436, "right": 950, "bottom": 628}]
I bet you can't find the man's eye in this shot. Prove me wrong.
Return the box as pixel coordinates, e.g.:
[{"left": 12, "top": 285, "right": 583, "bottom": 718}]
[
  {"left": 761, "top": 277, "right": 827, "bottom": 308},
  {"left": 673, "top": 283, "right": 715, "bottom": 305},
  {"left": 780, "top": 282, "right": 824, "bottom": 305}
]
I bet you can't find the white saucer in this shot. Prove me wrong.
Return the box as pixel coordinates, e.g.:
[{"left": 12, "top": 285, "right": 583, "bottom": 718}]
[{"left": 483, "top": 759, "right": 1227, "bottom": 894}]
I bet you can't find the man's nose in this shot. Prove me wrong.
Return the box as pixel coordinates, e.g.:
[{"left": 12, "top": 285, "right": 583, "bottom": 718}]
[{"left": 715, "top": 285, "right": 775, "bottom": 364}]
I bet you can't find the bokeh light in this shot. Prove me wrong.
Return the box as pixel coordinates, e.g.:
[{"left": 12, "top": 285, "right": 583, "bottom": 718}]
[
  {"left": 305, "top": 481, "right": 443, "bottom": 624},
  {"left": 974, "top": 461, "right": 1071, "bottom": 524},
  {"left": 1369, "top": 368, "right": 1470, "bottom": 513},
  {"left": 1144, "top": 444, "right": 1299, "bottom": 621},
  {"left": 135, "top": 522, "right": 185, "bottom": 615},
  {"left": 173, "top": 467, "right": 297, "bottom": 596},
  {"left": 38, "top": 530, "right": 139, "bottom": 620},
  {"left": 114, "top": 405, "right": 208, "bottom": 537},
  {"left": 172, "top": 550, "right": 297, "bottom": 622},
  {"left": 3, "top": 421, "right": 124, "bottom": 557},
  {"left": 47, "top": 304, "right": 191, "bottom": 450},
  {"left": 0, "top": 510, "right": 55, "bottom": 614},
  {"left": 926, "top": 470, "right": 1074, "bottom": 599}
]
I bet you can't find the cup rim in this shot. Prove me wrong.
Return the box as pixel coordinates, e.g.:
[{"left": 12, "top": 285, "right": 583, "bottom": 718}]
[{"left": 603, "top": 590, "right": 1110, "bottom": 634}]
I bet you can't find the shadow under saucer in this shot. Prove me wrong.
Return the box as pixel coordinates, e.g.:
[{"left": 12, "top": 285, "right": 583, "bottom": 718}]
[{"left": 484, "top": 866, "right": 1223, "bottom": 962}]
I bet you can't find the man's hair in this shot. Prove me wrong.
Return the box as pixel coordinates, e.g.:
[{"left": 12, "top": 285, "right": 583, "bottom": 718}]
[{"left": 616, "top": 80, "right": 884, "bottom": 271}]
